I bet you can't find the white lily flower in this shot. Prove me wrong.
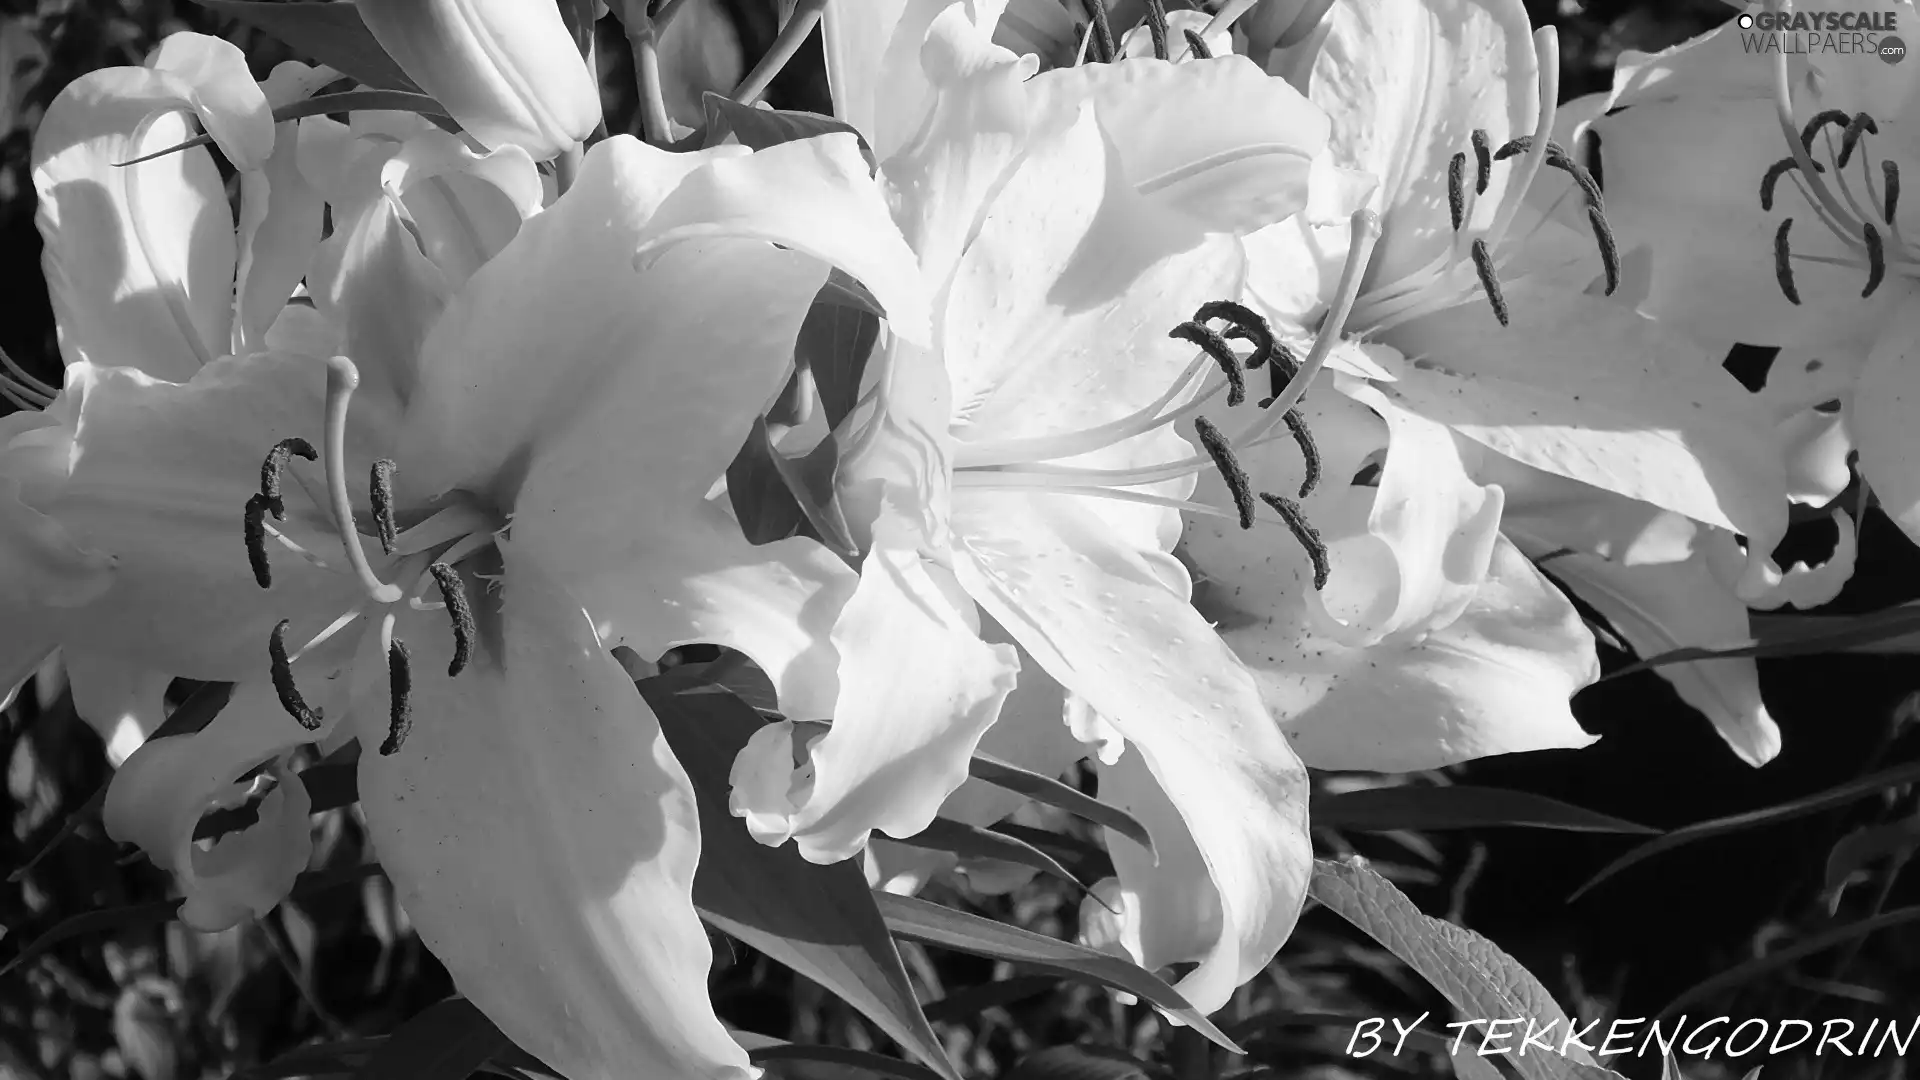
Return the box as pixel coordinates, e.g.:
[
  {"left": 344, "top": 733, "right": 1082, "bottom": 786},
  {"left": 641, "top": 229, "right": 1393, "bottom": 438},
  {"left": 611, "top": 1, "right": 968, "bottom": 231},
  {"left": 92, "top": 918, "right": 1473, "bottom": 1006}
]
[
  {"left": 732, "top": 1, "right": 1340, "bottom": 1014},
  {"left": 354, "top": 0, "right": 602, "bottom": 160},
  {"left": 7, "top": 123, "right": 926, "bottom": 1079}
]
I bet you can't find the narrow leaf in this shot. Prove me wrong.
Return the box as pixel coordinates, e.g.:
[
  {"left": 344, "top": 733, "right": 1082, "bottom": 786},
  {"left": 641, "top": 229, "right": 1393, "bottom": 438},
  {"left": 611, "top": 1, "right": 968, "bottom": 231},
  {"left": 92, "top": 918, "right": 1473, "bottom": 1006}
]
[
  {"left": 726, "top": 418, "right": 857, "bottom": 556},
  {"left": 988, "top": 823, "right": 1115, "bottom": 882},
  {"left": 818, "top": 268, "right": 886, "bottom": 318},
  {"left": 889, "top": 818, "right": 1096, "bottom": 897},
  {"left": 701, "top": 91, "right": 876, "bottom": 172},
  {"left": 118, "top": 90, "right": 452, "bottom": 167},
  {"left": 640, "top": 677, "right": 960, "bottom": 1080},
  {"left": 1603, "top": 603, "right": 1920, "bottom": 678},
  {"left": 1311, "top": 786, "right": 1658, "bottom": 835},
  {"left": 921, "top": 975, "right": 1060, "bottom": 1022},
  {"left": 353, "top": 998, "right": 508, "bottom": 1080},
  {"left": 1308, "top": 857, "right": 1601, "bottom": 1080},
  {"left": 1823, "top": 817, "right": 1920, "bottom": 898},
  {"left": 873, "top": 892, "right": 1241, "bottom": 1053},
  {"left": 796, "top": 299, "right": 883, "bottom": 431},
  {"left": 1004, "top": 1045, "right": 1170, "bottom": 1080},
  {"left": 968, "top": 754, "right": 1154, "bottom": 858},
  {"left": 191, "top": 1, "right": 420, "bottom": 91},
  {"left": 238, "top": 1037, "right": 386, "bottom": 1080},
  {"left": 1570, "top": 757, "right": 1920, "bottom": 900},
  {"left": 1657, "top": 904, "right": 1920, "bottom": 1018},
  {"left": 749, "top": 1042, "right": 950, "bottom": 1080}
]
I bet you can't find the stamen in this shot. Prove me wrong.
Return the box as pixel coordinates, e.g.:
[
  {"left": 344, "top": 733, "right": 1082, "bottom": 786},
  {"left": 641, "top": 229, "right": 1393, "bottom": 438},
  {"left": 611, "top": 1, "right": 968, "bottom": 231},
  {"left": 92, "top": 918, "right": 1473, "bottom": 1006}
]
[
  {"left": 1261, "top": 342, "right": 1301, "bottom": 396},
  {"left": 1283, "top": 411, "right": 1321, "bottom": 498},
  {"left": 428, "top": 562, "right": 475, "bottom": 677},
  {"left": 1775, "top": 218, "right": 1801, "bottom": 304},
  {"left": 244, "top": 494, "right": 277, "bottom": 589},
  {"left": 1472, "top": 129, "right": 1492, "bottom": 194},
  {"left": 1245, "top": 210, "right": 1381, "bottom": 431},
  {"left": 1483, "top": 28, "right": 1559, "bottom": 251},
  {"left": 1587, "top": 203, "right": 1620, "bottom": 296},
  {"left": 1080, "top": 0, "right": 1115, "bottom": 63},
  {"left": 1192, "top": 415, "right": 1255, "bottom": 529},
  {"left": 1182, "top": 28, "right": 1211, "bottom": 59},
  {"left": 1885, "top": 160, "right": 1901, "bottom": 223},
  {"left": 1494, "top": 136, "right": 1601, "bottom": 207},
  {"left": 1800, "top": 108, "right": 1853, "bottom": 153},
  {"left": 258, "top": 437, "right": 317, "bottom": 519},
  {"left": 1169, "top": 322, "right": 1247, "bottom": 407},
  {"left": 1195, "top": 301, "right": 1275, "bottom": 369},
  {"left": 1774, "top": 50, "right": 1864, "bottom": 238},
  {"left": 0, "top": 344, "right": 56, "bottom": 400},
  {"left": 1142, "top": 0, "right": 1170, "bottom": 60},
  {"left": 380, "top": 636, "right": 414, "bottom": 756},
  {"left": 322, "top": 357, "right": 403, "bottom": 604},
  {"left": 1761, "top": 156, "right": 1824, "bottom": 213},
  {"left": 1863, "top": 222, "right": 1886, "bottom": 298},
  {"left": 369, "top": 459, "right": 399, "bottom": 555},
  {"left": 1469, "top": 239, "right": 1510, "bottom": 326},
  {"left": 1448, "top": 152, "right": 1468, "bottom": 231},
  {"left": 268, "top": 620, "right": 324, "bottom": 730},
  {"left": 1838, "top": 112, "right": 1879, "bottom": 169},
  {"left": 1258, "top": 492, "right": 1330, "bottom": 589}
]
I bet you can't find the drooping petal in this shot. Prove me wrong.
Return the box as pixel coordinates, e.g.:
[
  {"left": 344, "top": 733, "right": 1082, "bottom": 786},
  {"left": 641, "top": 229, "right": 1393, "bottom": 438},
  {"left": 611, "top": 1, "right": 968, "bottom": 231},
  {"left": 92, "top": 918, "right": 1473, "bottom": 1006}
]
[
  {"left": 381, "top": 128, "right": 542, "bottom": 288},
  {"left": 0, "top": 423, "right": 114, "bottom": 612},
  {"left": 41, "top": 356, "right": 384, "bottom": 678},
  {"left": 147, "top": 32, "right": 274, "bottom": 171},
  {"left": 825, "top": 0, "right": 1009, "bottom": 163},
  {"left": 951, "top": 491, "right": 1311, "bottom": 1013},
  {"left": 104, "top": 679, "right": 323, "bottom": 930},
  {"left": 354, "top": 0, "right": 601, "bottom": 159},
  {"left": 355, "top": 547, "right": 755, "bottom": 1080},
  {"left": 64, "top": 650, "right": 171, "bottom": 767},
  {"left": 1381, "top": 286, "right": 1791, "bottom": 565},
  {"left": 310, "top": 192, "right": 450, "bottom": 427},
  {"left": 399, "top": 133, "right": 925, "bottom": 498},
  {"left": 730, "top": 497, "right": 1019, "bottom": 863},
  {"left": 1851, "top": 302, "right": 1920, "bottom": 546},
  {"left": 33, "top": 66, "right": 235, "bottom": 377},
  {"left": 232, "top": 120, "right": 325, "bottom": 357},
  {"left": 1093, "top": 742, "right": 1223, "bottom": 984},
  {"left": 1305, "top": 0, "right": 1538, "bottom": 294},
  {"left": 1027, "top": 53, "right": 1330, "bottom": 235}
]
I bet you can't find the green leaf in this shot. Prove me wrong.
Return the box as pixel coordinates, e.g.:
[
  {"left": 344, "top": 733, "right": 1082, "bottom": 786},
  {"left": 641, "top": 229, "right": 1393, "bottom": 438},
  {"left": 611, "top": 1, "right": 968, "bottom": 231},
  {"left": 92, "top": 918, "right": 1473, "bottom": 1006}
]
[
  {"left": 987, "top": 823, "right": 1115, "bottom": 882},
  {"left": 1003, "top": 1045, "right": 1171, "bottom": 1080},
  {"left": 967, "top": 753, "right": 1154, "bottom": 858},
  {"left": 725, "top": 418, "right": 857, "bottom": 557},
  {"left": 119, "top": 90, "right": 452, "bottom": 167},
  {"left": 888, "top": 818, "right": 1096, "bottom": 897},
  {"left": 238, "top": 1037, "right": 385, "bottom": 1079},
  {"left": 649, "top": 650, "right": 784, "bottom": 717},
  {"left": 1656, "top": 904, "right": 1920, "bottom": 1018},
  {"left": 872, "top": 892, "right": 1242, "bottom": 1054},
  {"left": 817, "top": 268, "right": 886, "bottom": 319},
  {"left": 1311, "top": 786, "right": 1658, "bottom": 835},
  {"left": 1824, "top": 816, "right": 1920, "bottom": 902},
  {"left": 1307, "top": 857, "right": 1603, "bottom": 1080},
  {"left": 796, "top": 298, "right": 883, "bottom": 432},
  {"left": 190, "top": 1, "right": 420, "bottom": 91},
  {"left": 1602, "top": 603, "right": 1920, "bottom": 678},
  {"left": 640, "top": 677, "right": 960, "bottom": 1080},
  {"left": 748, "top": 1041, "right": 951, "bottom": 1080},
  {"left": 1, "top": 863, "right": 382, "bottom": 978},
  {"left": 701, "top": 91, "right": 876, "bottom": 172},
  {"left": 921, "top": 975, "right": 1060, "bottom": 1022},
  {"left": 1569, "top": 757, "right": 1920, "bottom": 901},
  {"left": 353, "top": 998, "right": 509, "bottom": 1080}
]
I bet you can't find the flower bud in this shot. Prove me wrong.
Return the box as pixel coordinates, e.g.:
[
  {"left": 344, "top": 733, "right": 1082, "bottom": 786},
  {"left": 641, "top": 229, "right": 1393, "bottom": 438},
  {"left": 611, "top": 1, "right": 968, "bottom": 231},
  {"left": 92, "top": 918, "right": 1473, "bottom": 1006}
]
[{"left": 354, "top": 0, "right": 601, "bottom": 160}]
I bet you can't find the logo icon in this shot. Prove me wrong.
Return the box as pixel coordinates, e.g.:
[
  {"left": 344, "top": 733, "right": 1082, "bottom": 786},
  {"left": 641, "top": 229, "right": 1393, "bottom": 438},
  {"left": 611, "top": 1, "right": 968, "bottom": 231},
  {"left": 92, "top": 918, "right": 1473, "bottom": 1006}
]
[
  {"left": 1740, "top": 12, "right": 1755, "bottom": 27},
  {"left": 1885, "top": 33, "right": 1908, "bottom": 61}
]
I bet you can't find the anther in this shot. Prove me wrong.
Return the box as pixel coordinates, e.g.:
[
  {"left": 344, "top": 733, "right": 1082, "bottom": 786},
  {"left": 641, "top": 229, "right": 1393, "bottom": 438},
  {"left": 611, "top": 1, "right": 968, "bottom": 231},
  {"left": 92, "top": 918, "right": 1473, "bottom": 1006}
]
[
  {"left": 1885, "top": 160, "right": 1901, "bottom": 223},
  {"left": 1193, "top": 415, "right": 1255, "bottom": 529},
  {"left": 1170, "top": 322, "right": 1247, "bottom": 407},
  {"left": 1081, "top": 0, "right": 1116, "bottom": 63},
  {"left": 1775, "top": 218, "right": 1801, "bottom": 304},
  {"left": 379, "top": 638, "right": 413, "bottom": 756},
  {"left": 428, "top": 562, "right": 475, "bottom": 677},
  {"left": 1143, "top": 0, "right": 1170, "bottom": 60},
  {"left": 1448, "top": 152, "right": 1468, "bottom": 231},
  {"left": 1587, "top": 203, "right": 1620, "bottom": 296},
  {"left": 1195, "top": 300, "right": 1275, "bottom": 368},
  {"left": 1799, "top": 108, "right": 1853, "bottom": 152},
  {"left": 1494, "top": 135, "right": 1601, "bottom": 207},
  {"left": 257, "top": 437, "right": 317, "bottom": 519},
  {"left": 1469, "top": 239, "right": 1509, "bottom": 327},
  {"left": 1864, "top": 222, "right": 1886, "bottom": 298},
  {"left": 244, "top": 494, "right": 276, "bottom": 589},
  {"left": 1182, "top": 28, "right": 1212, "bottom": 59},
  {"left": 1283, "top": 411, "right": 1321, "bottom": 498},
  {"left": 1258, "top": 492, "right": 1330, "bottom": 590},
  {"left": 1760, "top": 156, "right": 1824, "bottom": 212},
  {"left": 268, "top": 620, "right": 324, "bottom": 731},
  {"left": 1838, "top": 112, "right": 1879, "bottom": 169},
  {"left": 369, "top": 459, "right": 399, "bottom": 555},
  {"left": 1471, "top": 129, "right": 1492, "bottom": 194}
]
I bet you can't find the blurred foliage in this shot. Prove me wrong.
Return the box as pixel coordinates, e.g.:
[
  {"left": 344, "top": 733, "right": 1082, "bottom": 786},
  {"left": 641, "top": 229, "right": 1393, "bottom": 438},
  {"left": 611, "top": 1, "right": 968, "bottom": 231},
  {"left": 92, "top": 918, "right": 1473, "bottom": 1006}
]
[{"left": 5, "top": 2, "right": 1920, "bottom": 1080}]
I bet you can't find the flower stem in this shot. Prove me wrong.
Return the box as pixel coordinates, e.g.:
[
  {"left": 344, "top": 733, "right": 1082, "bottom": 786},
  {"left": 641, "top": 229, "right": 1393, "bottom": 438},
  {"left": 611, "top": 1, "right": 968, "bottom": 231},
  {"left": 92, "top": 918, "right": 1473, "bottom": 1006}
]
[
  {"left": 619, "top": 0, "right": 674, "bottom": 145},
  {"left": 734, "top": 0, "right": 826, "bottom": 106}
]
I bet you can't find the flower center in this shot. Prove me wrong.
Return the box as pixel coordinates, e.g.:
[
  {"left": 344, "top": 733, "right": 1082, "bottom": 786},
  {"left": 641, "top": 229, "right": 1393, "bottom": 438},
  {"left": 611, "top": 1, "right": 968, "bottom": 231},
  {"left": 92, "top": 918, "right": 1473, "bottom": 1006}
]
[
  {"left": 949, "top": 209, "right": 1384, "bottom": 589},
  {"left": 1761, "top": 35, "right": 1907, "bottom": 303},
  {"left": 1353, "top": 29, "right": 1622, "bottom": 333},
  {"left": 243, "top": 355, "right": 502, "bottom": 755}
]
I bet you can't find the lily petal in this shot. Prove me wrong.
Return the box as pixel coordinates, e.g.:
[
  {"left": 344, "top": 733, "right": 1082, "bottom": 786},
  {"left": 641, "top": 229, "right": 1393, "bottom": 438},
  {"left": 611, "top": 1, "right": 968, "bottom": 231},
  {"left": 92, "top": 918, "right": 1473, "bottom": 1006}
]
[
  {"left": 147, "top": 33, "right": 274, "bottom": 171},
  {"left": 33, "top": 66, "right": 235, "bottom": 377},
  {"left": 232, "top": 115, "right": 325, "bottom": 357},
  {"left": 952, "top": 491, "right": 1311, "bottom": 1013},
  {"left": 356, "top": 547, "right": 755, "bottom": 1080},
  {"left": 825, "top": 0, "right": 1008, "bottom": 163},
  {"left": 65, "top": 650, "right": 171, "bottom": 766},
  {"left": 1851, "top": 301, "right": 1920, "bottom": 546},
  {"left": 104, "top": 678, "right": 322, "bottom": 930}
]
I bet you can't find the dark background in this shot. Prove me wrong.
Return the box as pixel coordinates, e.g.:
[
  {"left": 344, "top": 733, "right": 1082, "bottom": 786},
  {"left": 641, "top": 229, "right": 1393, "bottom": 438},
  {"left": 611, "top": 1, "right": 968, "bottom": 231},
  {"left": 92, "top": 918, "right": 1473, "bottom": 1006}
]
[{"left": 5, "top": 2, "right": 1918, "bottom": 1079}]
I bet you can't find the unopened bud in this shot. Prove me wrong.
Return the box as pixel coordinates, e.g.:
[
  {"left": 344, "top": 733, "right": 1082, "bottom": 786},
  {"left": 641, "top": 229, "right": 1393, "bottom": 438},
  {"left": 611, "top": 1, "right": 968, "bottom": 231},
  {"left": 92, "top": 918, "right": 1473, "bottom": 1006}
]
[{"left": 355, "top": 0, "right": 600, "bottom": 160}]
